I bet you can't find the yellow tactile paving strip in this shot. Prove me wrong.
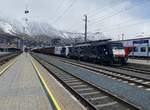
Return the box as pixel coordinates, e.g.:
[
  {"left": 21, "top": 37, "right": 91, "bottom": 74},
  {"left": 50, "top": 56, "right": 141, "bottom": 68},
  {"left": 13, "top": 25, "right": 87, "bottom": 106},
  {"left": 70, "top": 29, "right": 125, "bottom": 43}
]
[
  {"left": 0, "top": 53, "right": 53, "bottom": 110},
  {"left": 31, "top": 55, "right": 86, "bottom": 110},
  {"left": 31, "top": 57, "right": 62, "bottom": 110},
  {"left": 0, "top": 54, "right": 18, "bottom": 75}
]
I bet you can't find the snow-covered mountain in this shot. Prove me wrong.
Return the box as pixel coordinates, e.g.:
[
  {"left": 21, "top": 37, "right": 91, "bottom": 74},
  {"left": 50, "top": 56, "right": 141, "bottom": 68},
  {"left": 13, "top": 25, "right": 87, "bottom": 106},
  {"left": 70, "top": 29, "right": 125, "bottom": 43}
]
[
  {"left": 0, "top": 21, "right": 16, "bottom": 35},
  {"left": 27, "top": 22, "right": 61, "bottom": 38},
  {"left": 0, "top": 18, "right": 109, "bottom": 45},
  {"left": 0, "top": 19, "right": 62, "bottom": 39},
  {"left": 60, "top": 31, "right": 109, "bottom": 41}
]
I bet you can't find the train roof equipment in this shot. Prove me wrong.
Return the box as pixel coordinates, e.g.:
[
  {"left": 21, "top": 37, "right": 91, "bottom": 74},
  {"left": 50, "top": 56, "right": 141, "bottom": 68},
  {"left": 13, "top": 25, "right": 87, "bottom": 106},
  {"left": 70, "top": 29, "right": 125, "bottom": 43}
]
[{"left": 73, "top": 39, "right": 112, "bottom": 47}]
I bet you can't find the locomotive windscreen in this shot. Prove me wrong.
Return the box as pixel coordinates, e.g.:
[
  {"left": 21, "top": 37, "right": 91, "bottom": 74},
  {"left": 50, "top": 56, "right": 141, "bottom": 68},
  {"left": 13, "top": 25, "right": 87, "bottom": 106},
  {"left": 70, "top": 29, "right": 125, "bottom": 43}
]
[{"left": 111, "top": 43, "right": 124, "bottom": 49}]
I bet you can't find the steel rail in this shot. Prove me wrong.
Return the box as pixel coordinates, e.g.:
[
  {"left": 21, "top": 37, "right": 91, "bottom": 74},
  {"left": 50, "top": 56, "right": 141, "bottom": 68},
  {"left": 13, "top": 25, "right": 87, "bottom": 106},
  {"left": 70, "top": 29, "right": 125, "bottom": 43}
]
[{"left": 32, "top": 53, "right": 141, "bottom": 110}]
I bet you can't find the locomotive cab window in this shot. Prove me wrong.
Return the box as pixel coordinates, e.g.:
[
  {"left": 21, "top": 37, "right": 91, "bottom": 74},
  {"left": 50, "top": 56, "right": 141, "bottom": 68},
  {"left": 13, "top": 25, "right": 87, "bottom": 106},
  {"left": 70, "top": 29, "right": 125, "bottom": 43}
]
[
  {"left": 140, "top": 47, "right": 146, "bottom": 52},
  {"left": 111, "top": 43, "right": 124, "bottom": 49}
]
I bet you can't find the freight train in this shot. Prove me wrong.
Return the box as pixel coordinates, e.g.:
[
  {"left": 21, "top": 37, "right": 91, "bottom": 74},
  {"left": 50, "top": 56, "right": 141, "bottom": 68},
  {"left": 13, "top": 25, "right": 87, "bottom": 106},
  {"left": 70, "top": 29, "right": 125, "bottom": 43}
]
[{"left": 32, "top": 39, "right": 127, "bottom": 65}]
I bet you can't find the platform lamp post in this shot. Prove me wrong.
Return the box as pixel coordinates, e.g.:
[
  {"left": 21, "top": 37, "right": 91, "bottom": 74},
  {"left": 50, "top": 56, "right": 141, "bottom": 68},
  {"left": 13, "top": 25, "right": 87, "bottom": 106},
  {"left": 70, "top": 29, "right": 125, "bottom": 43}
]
[
  {"left": 24, "top": 3, "right": 29, "bottom": 32},
  {"left": 23, "top": 6, "right": 29, "bottom": 51}
]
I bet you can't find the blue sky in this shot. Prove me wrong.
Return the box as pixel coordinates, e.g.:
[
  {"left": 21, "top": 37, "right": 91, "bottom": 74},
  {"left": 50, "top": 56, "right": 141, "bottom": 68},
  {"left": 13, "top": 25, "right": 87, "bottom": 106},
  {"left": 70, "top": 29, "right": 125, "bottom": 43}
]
[
  {"left": 125, "top": 0, "right": 150, "bottom": 19},
  {"left": 0, "top": 0, "right": 150, "bottom": 39}
]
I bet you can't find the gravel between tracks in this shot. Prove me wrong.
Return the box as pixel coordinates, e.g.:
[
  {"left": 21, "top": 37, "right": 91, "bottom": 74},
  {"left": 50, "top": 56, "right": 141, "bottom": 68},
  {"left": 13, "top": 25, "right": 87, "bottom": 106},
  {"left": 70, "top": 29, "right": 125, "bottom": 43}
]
[{"left": 32, "top": 53, "right": 150, "bottom": 110}]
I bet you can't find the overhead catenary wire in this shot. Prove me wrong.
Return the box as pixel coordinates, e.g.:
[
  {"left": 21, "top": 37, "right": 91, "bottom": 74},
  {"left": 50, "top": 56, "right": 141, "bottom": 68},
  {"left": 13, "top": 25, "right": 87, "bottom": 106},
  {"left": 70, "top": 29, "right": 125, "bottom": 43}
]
[
  {"left": 51, "top": 0, "right": 73, "bottom": 23},
  {"left": 86, "top": 5, "right": 110, "bottom": 17},
  {"left": 89, "top": 0, "right": 149, "bottom": 26},
  {"left": 53, "top": 1, "right": 110, "bottom": 32},
  {"left": 66, "top": 15, "right": 86, "bottom": 33},
  {"left": 67, "top": 7, "right": 111, "bottom": 31},
  {"left": 51, "top": 0, "right": 68, "bottom": 22},
  {"left": 88, "top": 17, "right": 133, "bottom": 31},
  {"left": 57, "top": 1, "right": 126, "bottom": 32},
  {"left": 67, "top": 0, "right": 149, "bottom": 34},
  {"left": 51, "top": 0, "right": 150, "bottom": 39},
  {"left": 86, "top": 1, "right": 131, "bottom": 18},
  {"left": 55, "top": 0, "right": 79, "bottom": 30},
  {"left": 52, "top": 0, "right": 77, "bottom": 25},
  {"left": 94, "top": 18, "right": 150, "bottom": 33},
  {"left": 88, "top": 3, "right": 125, "bottom": 20},
  {"left": 86, "top": 1, "right": 149, "bottom": 37}
]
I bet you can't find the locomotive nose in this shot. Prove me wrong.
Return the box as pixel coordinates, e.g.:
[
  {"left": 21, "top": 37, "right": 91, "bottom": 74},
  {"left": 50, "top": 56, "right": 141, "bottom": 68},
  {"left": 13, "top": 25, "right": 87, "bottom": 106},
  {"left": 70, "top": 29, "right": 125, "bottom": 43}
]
[
  {"left": 113, "top": 48, "right": 126, "bottom": 64},
  {"left": 113, "top": 49, "right": 125, "bottom": 57}
]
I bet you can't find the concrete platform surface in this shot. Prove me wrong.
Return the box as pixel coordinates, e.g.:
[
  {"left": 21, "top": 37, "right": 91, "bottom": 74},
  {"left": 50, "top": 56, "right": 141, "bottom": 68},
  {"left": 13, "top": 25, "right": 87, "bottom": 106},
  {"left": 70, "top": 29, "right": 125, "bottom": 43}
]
[
  {"left": 128, "top": 58, "right": 150, "bottom": 65},
  {"left": 0, "top": 53, "right": 53, "bottom": 110},
  {"left": 31, "top": 55, "right": 85, "bottom": 110}
]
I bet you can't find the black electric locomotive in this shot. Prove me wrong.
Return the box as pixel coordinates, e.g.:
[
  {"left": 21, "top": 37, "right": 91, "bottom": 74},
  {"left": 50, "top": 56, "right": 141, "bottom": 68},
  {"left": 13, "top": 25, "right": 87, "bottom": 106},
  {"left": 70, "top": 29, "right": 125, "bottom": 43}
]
[{"left": 68, "top": 39, "right": 126, "bottom": 64}]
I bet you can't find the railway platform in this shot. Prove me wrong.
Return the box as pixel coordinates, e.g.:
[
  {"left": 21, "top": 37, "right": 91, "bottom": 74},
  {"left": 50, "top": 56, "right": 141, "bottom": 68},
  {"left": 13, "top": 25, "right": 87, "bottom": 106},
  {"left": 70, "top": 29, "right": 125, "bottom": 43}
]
[
  {"left": 128, "top": 58, "right": 150, "bottom": 65},
  {"left": 0, "top": 53, "right": 85, "bottom": 110}
]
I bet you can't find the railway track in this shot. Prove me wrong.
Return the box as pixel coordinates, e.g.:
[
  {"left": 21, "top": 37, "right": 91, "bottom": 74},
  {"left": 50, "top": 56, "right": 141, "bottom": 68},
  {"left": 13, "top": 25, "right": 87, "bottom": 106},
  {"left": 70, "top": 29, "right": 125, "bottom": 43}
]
[
  {"left": 0, "top": 53, "right": 21, "bottom": 65},
  {"left": 59, "top": 59, "right": 150, "bottom": 90},
  {"left": 38, "top": 54, "right": 150, "bottom": 91},
  {"left": 32, "top": 54, "right": 141, "bottom": 110},
  {"left": 116, "top": 62, "right": 150, "bottom": 75},
  {"left": 116, "top": 66, "right": 150, "bottom": 75}
]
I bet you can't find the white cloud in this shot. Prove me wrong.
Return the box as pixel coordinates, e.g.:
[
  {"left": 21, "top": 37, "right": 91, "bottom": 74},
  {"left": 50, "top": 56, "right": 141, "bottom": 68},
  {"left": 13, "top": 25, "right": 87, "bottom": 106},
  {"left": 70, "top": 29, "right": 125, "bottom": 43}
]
[{"left": 0, "top": 0, "right": 150, "bottom": 40}]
